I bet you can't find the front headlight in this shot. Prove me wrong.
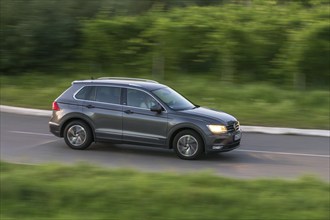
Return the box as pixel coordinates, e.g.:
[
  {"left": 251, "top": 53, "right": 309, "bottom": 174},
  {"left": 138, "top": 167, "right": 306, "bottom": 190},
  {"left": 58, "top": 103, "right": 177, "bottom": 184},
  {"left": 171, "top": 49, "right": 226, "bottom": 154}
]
[{"left": 207, "top": 125, "right": 227, "bottom": 134}]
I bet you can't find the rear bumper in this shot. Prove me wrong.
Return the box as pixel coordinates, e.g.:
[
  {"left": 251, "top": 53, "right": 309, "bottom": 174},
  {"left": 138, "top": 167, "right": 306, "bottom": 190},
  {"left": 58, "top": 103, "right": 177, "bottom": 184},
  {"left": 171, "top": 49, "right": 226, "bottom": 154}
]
[
  {"left": 49, "top": 122, "right": 61, "bottom": 137},
  {"left": 204, "top": 130, "right": 242, "bottom": 153}
]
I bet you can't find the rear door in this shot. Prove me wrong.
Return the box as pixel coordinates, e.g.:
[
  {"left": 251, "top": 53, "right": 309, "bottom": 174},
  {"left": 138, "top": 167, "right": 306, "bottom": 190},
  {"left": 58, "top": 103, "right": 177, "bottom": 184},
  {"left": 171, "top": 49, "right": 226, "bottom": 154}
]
[
  {"left": 122, "top": 88, "right": 168, "bottom": 146},
  {"left": 77, "top": 86, "right": 123, "bottom": 142}
]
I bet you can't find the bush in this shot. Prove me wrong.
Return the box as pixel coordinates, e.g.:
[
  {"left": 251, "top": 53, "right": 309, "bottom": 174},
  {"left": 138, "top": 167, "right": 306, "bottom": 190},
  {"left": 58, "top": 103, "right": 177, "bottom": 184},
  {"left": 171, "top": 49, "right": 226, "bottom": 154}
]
[
  {"left": 79, "top": 2, "right": 329, "bottom": 88},
  {"left": 1, "top": 0, "right": 329, "bottom": 88},
  {"left": 1, "top": 162, "right": 329, "bottom": 220}
]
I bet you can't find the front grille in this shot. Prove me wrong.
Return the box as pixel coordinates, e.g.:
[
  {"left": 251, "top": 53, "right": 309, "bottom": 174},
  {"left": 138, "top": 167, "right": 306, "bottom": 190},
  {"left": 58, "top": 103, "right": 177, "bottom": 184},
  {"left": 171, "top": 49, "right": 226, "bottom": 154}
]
[{"left": 227, "top": 121, "right": 240, "bottom": 132}]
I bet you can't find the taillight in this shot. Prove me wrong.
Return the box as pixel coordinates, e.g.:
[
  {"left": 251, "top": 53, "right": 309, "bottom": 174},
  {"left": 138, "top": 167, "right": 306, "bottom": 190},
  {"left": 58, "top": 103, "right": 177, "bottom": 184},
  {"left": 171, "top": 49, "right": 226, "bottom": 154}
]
[{"left": 52, "top": 101, "right": 60, "bottom": 111}]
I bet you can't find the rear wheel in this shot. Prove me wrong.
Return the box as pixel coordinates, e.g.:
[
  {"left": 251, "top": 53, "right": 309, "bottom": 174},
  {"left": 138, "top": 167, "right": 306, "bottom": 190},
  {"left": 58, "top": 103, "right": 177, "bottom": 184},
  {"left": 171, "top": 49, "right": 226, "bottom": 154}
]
[
  {"left": 173, "top": 130, "right": 204, "bottom": 160},
  {"left": 64, "top": 120, "right": 92, "bottom": 150}
]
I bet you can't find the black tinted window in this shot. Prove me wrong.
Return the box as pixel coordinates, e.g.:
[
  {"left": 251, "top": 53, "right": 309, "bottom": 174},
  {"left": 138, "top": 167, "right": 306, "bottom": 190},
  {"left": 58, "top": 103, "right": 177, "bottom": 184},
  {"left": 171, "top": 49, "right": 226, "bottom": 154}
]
[
  {"left": 75, "top": 86, "right": 94, "bottom": 100},
  {"left": 95, "top": 86, "right": 121, "bottom": 104}
]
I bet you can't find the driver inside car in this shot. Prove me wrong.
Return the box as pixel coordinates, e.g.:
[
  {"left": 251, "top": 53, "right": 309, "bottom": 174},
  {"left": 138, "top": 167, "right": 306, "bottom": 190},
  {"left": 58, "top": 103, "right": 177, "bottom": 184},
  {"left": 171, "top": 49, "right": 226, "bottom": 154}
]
[{"left": 140, "top": 94, "right": 156, "bottom": 109}]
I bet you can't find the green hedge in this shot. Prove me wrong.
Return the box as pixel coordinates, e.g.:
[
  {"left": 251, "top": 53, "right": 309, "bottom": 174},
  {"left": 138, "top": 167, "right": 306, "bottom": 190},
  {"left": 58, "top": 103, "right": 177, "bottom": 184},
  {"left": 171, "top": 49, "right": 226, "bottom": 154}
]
[
  {"left": 80, "top": 4, "right": 329, "bottom": 88},
  {"left": 1, "top": 161, "right": 329, "bottom": 220},
  {"left": 1, "top": 1, "right": 329, "bottom": 89}
]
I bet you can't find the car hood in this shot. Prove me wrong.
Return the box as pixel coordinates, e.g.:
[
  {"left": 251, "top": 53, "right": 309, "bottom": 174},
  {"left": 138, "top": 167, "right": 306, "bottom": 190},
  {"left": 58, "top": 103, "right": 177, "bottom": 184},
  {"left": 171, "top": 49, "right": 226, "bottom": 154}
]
[{"left": 179, "top": 107, "right": 237, "bottom": 125}]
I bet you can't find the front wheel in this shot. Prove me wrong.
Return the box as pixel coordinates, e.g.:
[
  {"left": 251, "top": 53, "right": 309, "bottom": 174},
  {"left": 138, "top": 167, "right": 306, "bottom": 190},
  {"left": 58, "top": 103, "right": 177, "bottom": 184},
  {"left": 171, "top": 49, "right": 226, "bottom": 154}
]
[
  {"left": 64, "top": 120, "right": 93, "bottom": 150},
  {"left": 173, "top": 130, "right": 204, "bottom": 160}
]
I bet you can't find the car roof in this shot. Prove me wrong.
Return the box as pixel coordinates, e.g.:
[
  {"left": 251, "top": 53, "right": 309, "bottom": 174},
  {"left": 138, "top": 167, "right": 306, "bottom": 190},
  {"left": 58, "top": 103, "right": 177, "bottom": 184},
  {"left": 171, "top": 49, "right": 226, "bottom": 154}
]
[{"left": 72, "top": 78, "right": 167, "bottom": 91}]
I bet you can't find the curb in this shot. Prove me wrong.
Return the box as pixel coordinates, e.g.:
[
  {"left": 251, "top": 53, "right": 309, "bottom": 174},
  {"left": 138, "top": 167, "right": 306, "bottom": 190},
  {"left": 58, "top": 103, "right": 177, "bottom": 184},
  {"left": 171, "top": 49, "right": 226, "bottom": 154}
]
[
  {"left": 1, "top": 105, "right": 329, "bottom": 137},
  {"left": 1, "top": 105, "right": 51, "bottom": 117},
  {"left": 241, "top": 126, "right": 329, "bottom": 137}
]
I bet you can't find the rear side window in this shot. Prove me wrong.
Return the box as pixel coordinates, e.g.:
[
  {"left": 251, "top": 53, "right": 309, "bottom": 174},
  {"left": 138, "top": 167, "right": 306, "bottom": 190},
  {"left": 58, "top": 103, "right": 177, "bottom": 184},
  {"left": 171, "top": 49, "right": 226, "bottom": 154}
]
[
  {"left": 75, "top": 86, "right": 121, "bottom": 105},
  {"left": 75, "top": 86, "right": 95, "bottom": 100},
  {"left": 95, "top": 86, "right": 121, "bottom": 104}
]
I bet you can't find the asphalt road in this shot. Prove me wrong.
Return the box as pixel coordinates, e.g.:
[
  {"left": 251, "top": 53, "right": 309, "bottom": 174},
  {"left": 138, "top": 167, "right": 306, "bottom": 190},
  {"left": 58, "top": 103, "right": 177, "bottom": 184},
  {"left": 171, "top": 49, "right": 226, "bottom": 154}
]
[{"left": 1, "top": 112, "right": 329, "bottom": 181}]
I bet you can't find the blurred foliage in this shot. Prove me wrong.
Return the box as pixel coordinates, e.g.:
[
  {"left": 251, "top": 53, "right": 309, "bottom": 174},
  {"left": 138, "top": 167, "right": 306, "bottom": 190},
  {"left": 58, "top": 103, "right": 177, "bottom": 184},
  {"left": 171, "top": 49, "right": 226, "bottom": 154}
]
[
  {"left": 0, "top": 0, "right": 329, "bottom": 89},
  {"left": 1, "top": 161, "right": 329, "bottom": 220},
  {"left": 80, "top": 2, "right": 330, "bottom": 88}
]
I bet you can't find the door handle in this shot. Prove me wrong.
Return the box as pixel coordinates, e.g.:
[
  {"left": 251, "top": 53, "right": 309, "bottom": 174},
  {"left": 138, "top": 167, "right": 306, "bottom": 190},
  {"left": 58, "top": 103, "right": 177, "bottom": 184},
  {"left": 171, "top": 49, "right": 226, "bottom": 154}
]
[
  {"left": 86, "top": 104, "right": 95, "bottom": 109},
  {"left": 124, "top": 109, "right": 134, "bottom": 114}
]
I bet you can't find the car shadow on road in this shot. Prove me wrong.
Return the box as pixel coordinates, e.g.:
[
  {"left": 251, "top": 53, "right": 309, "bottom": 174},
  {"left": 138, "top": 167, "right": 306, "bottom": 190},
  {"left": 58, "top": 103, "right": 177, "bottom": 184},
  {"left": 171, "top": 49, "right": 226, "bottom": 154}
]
[
  {"left": 89, "top": 142, "right": 175, "bottom": 158},
  {"left": 87, "top": 142, "right": 291, "bottom": 166},
  {"left": 15, "top": 139, "right": 295, "bottom": 167}
]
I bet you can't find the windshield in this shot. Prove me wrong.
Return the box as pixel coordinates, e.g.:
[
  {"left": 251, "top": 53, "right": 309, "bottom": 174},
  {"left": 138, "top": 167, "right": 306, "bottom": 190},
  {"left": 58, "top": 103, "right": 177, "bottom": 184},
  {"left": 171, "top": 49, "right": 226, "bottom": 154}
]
[{"left": 152, "top": 87, "right": 195, "bottom": 110}]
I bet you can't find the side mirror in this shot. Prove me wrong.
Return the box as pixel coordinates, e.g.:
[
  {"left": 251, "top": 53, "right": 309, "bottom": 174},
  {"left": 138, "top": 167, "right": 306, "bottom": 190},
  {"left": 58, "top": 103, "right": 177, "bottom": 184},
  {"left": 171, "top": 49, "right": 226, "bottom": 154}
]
[{"left": 150, "top": 104, "right": 163, "bottom": 113}]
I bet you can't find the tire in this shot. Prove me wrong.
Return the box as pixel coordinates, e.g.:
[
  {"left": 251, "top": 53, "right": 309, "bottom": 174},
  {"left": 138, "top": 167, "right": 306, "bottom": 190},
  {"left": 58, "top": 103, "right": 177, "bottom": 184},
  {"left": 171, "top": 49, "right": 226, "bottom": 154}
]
[
  {"left": 64, "top": 120, "right": 93, "bottom": 150},
  {"left": 173, "top": 130, "right": 204, "bottom": 160}
]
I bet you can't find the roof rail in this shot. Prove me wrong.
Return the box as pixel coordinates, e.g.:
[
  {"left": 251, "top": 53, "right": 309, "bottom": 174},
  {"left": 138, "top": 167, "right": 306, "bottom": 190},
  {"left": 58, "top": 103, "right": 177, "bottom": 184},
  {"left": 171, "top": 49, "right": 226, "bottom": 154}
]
[{"left": 97, "top": 77, "right": 158, "bottom": 83}]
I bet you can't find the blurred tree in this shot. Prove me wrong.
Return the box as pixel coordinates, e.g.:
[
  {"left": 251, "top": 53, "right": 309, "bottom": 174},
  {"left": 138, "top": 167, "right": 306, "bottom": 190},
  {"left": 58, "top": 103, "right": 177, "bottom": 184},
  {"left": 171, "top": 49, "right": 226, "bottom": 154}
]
[
  {"left": 0, "top": 0, "right": 107, "bottom": 74},
  {"left": 295, "top": 22, "right": 330, "bottom": 89},
  {"left": 0, "top": 0, "right": 226, "bottom": 74},
  {"left": 81, "top": 16, "right": 152, "bottom": 73},
  {"left": 0, "top": 0, "right": 329, "bottom": 89},
  {"left": 273, "top": 6, "right": 330, "bottom": 89}
]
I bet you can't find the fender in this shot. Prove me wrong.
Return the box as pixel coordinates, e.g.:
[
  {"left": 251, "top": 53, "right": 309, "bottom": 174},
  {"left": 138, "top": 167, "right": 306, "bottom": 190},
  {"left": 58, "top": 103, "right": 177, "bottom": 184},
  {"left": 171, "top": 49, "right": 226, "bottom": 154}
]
[
  {"left": 166, "top": 122, "right": 208, "bottom": 149},
  {"left": 58, "top": 112, "right": 96, "bottom": 138}
]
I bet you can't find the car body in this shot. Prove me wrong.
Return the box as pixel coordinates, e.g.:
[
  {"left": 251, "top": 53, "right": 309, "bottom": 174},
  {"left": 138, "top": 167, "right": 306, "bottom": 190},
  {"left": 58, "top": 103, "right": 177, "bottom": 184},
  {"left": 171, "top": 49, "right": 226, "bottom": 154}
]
[{"left": 49, "top": 77, "right": 241, "bottom": 159}]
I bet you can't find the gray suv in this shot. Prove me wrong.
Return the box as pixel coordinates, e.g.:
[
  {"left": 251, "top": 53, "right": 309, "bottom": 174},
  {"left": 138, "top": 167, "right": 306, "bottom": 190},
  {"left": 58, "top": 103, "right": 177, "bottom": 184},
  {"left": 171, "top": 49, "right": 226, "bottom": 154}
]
[{"left": 49, "top": 77, "right": 241, "bottom": 160}]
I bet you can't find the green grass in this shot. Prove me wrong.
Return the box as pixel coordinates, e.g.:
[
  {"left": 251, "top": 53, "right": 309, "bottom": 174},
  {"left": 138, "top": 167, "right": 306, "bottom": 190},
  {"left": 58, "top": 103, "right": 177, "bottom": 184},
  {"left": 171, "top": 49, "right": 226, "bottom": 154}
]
[
  {"left": 1, "top": 72, "right": 329, "bottom": 129},
  {"left": 1, "top": 161, "right": 329, "bottom": 220}
]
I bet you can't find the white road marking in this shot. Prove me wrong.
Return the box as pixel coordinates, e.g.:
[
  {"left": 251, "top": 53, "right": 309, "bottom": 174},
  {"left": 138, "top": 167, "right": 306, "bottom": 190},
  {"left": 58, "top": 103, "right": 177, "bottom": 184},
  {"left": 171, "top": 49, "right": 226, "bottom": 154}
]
[
  {"left": 9, "top": 131, "right": 53, "bottom": 137},
  {"left": 7, "top": 130, "right": 330, "bottom": 158},
  {"left": 237, "top": 149, "right": 330, "bottom": 158}
]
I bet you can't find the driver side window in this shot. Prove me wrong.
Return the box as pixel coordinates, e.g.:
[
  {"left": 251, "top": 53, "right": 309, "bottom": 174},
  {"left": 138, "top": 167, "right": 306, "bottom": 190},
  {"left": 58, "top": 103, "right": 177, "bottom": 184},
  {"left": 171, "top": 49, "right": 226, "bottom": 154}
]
[{"left": 127, "top": 89, "right": 157, "bottom": 109}]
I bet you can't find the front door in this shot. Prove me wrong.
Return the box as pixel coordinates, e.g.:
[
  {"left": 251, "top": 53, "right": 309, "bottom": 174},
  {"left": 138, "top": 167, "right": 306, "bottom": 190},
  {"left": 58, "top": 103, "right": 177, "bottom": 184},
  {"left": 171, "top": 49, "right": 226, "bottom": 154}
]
[{"left": 122, "top": 88, "right": 168, "bottom": 146}]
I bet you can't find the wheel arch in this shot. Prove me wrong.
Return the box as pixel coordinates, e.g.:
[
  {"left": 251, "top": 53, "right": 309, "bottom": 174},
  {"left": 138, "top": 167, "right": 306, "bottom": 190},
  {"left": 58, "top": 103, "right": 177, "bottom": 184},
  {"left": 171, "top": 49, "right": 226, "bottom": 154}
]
[
  {"left": 60, "top": 114, "right": 95, "bottom": 141},
  {"left": 167, "top": 124, "right": 206, "bottom": 151}
]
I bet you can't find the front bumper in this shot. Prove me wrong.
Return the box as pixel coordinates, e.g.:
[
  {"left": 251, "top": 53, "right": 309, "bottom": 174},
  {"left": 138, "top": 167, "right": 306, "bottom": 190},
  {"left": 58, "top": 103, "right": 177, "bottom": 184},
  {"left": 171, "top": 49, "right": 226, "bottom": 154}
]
[{"left": 205, "top": 130, "right": 242, "bottom": 153}]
